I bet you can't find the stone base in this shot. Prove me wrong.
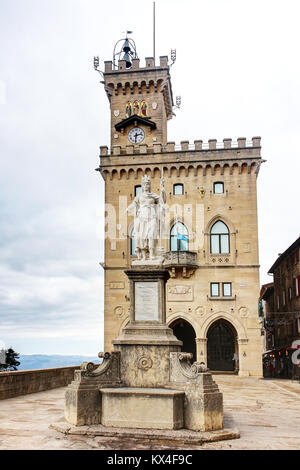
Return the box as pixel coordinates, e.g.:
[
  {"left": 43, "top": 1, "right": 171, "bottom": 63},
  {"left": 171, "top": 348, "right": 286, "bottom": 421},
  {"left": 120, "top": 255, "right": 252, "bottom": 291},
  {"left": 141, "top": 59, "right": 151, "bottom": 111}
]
[
  {"left": 51, "top": 421, "right": 240, "bottom": 445},
  {"left": 113, "top": 343, "right": 181, "bottom": 387},
  {"left": 100, "top": 387, "right": 184, "bottom": 430},
  {"left": 65, "top": 383, "right": 101, "bottom": 426}
]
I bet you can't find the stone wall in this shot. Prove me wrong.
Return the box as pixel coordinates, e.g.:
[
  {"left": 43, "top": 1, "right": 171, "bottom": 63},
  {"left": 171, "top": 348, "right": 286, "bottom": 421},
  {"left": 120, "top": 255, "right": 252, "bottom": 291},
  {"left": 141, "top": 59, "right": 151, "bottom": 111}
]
[{"left": 0, "top": 366, "right": 78, "bottom": 400}]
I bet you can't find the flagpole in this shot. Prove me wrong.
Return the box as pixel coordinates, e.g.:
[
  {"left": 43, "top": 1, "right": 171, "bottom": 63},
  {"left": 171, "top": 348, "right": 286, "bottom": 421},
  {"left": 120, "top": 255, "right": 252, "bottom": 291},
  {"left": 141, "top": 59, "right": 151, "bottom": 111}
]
[{"left": 153, "top": 2, "right": 156, "bottom": 63}]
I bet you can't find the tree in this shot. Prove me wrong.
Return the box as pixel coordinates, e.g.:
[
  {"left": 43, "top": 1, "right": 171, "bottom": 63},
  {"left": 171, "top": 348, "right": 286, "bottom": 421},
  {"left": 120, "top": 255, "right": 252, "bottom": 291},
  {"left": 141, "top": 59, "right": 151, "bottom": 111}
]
[{"left": 0, "top": 347, "right": 20, "bottom": 371}]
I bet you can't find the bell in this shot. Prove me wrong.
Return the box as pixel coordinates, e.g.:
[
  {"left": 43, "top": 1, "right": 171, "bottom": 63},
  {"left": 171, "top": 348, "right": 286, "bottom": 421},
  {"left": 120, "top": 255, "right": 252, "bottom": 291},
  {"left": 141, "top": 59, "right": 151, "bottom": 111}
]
[
  {"left": 122, "top": 38, "right": 131, "bottom": 54},
  {"left": 122, "top": 52, "right": 132, "bottom": 68}
]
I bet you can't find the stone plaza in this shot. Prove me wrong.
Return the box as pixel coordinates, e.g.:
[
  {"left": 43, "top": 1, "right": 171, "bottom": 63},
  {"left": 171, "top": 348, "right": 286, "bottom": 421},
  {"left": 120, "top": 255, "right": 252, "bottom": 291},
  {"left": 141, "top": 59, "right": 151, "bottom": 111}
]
[{"left": 0, "top": 376, "right": 299, "bottom": 450}]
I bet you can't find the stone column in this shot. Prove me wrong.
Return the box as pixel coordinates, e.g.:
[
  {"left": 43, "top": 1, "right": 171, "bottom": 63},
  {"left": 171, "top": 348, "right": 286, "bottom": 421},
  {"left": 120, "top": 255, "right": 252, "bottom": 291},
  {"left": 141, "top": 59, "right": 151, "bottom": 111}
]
[
  {"left": 238, "top": 338, "right": 249, "bottom": 377},
  {"left": 196, "top": 338, "right": 207, "bottom": 364}
]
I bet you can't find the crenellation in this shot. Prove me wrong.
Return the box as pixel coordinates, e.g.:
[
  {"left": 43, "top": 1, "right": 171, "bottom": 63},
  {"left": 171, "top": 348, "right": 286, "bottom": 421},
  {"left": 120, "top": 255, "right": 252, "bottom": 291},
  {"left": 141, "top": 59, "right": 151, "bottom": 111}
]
[
  {"left": 208, "top": 139, "right": 217, "bottom": 150},
  {"left": 104, "top": 61, "right": 113, "bottom": 72},
  {"left": 139, "top": 144, "right": 148, "bottom": 154},
  {"left": 252, "top": 136, "right": 261, "bottom": 147},
  {"left": 194, "top": 140, "right": 203, "bottom": 150},
  {"left": 145, "top": 57, "right": 155, "bottom": 68},
  {"left": 131, "top": 58, "right": 140, "bottom": 69},
  {"left": 100, "top": 137, "right": 262, "bottom": 157},
  {"left": 112, "top": 145, "right": 121, "bottom": 155},
  {"left": 118, "top": 60, "right": 127, "bottom": 71},
  {"left": 237, "top": 138, "right": 246, "bottom": 148},
  {"left": 167, "top": 142, "right": 175, "bottom": 152},
  {"left": 153, "top": 142, "right": 162, "bottom": 153},
  {"left": 100, "top": 145, "right": 108, "bottom": 156},
  {"left": 181, "top": 141, "right": 189, "bottom": 151},
  {"left": 126, "top": 144, "right": 134, "bottom": 154},
  {"left": 159, "top": 56, "right": 168, "bottom": 67},
  {"left": 223, "top": 138, "right": 232, "bottom": 149}
]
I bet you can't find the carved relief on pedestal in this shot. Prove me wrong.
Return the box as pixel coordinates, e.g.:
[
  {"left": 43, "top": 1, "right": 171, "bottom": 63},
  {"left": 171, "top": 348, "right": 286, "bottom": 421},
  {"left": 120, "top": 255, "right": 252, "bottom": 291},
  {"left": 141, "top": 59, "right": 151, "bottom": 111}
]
[{"left": 167, "top": 285, "right": 193, "bottom": 302}]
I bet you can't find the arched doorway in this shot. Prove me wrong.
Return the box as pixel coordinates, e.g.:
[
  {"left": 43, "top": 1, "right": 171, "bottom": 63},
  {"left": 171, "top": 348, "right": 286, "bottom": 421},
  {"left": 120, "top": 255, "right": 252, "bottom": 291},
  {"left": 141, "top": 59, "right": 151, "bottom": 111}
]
[
  {"left": 207, "top": 319, "right": 238, "bottom": 372},
  {"left": 169, "top": 318, "right": 196, "bottom": 361}
]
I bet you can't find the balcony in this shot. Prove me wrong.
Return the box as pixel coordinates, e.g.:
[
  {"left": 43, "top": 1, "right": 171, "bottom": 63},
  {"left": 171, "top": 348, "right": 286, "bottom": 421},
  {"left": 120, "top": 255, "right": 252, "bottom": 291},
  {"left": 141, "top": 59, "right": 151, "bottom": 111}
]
[{"left": 163, "top": 251, "right": 198, "bottom": 278}]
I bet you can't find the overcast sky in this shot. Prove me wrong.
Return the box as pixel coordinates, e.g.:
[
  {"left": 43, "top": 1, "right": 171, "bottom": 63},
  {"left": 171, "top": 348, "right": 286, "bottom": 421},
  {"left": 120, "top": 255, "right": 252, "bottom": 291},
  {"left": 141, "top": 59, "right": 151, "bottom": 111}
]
[{"left": 0, "top": 0, "right": 299, "bottom": 355}]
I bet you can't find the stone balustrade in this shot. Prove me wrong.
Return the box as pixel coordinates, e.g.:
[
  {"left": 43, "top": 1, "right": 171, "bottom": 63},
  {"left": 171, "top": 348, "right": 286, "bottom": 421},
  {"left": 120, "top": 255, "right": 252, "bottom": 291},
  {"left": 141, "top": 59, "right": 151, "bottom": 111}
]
[
  {"left": 0, "top": 366, "right": 79, "bottom": 400},
  {"left": 100, "top": 137, "right": 261, "bottom": 156},
  {"left": 164, "top": 251, "right": 198, "bottom": 267}
]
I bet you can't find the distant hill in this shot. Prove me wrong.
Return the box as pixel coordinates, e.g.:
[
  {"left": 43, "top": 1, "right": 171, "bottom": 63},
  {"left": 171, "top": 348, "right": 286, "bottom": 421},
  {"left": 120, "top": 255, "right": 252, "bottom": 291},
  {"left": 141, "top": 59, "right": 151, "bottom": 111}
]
[{"left": 18, "top": 354, "right": 100, "bottom": 371}]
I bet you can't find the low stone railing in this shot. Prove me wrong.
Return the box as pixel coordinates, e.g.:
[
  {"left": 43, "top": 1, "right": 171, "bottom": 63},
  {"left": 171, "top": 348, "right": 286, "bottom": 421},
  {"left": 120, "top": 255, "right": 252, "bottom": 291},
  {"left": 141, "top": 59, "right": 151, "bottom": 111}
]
[{"left": 0, "top": 366, "right": 79, "bottom": 400}]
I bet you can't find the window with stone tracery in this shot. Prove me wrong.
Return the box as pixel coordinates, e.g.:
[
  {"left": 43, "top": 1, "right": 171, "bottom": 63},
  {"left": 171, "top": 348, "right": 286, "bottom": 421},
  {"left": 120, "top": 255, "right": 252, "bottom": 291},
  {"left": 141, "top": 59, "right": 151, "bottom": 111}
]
[{"left": 210, "top": 221, "right": 230, "bottom": 254}]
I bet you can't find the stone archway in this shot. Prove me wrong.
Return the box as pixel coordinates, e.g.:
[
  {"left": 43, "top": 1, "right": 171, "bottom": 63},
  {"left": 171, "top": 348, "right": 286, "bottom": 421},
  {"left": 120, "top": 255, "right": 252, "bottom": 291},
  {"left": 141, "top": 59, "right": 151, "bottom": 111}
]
[
  {"left": 207, "top": 319, "right": 238, "bottom": 372},
  {"left": 169, "top": 318, "right": 197, "bottom": 361}
]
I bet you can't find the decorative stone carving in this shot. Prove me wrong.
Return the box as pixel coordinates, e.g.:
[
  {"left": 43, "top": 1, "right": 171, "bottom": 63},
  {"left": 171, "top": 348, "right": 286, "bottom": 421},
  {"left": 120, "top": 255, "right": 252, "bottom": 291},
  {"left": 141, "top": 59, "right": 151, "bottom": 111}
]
[
  {"left": 152, "top": 101, "right": 158, "bottom": 110},
  {"left": 64, "top": 352, "right": 122, "bottom": 426},
  {"left": 239, "top": 306, "right": 249, "bottom": 318},
  {"left": 168, "top": 352, "right": 223, "bottom": 432},
  {"left": 167, "top": 285, "right": 193, "bottom": 302},
  {"left": 169, "top": 352, "right": 209, "bottom": 381},
  {"left": 113, "top": 109, "right": 120, "bottom": 117},
  {"left": 114, "top": 306, "right": 124, "bottom": 317},
  {"left": 137, "top": 355, "right": 153, "bottom": 371},
  {"left": 195, "top": 306, "right": 205, "bottom": 316},
  {"left": 109, "top": 282, "right": 125, "bottom": 289}
]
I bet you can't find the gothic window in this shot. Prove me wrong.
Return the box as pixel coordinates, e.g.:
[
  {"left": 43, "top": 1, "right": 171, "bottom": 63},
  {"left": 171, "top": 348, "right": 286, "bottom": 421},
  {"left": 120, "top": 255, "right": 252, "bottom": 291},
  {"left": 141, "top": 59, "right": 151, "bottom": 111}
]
[
  {"left": 170, "top": 222, "right": 188, "bottom": 251},
  {"left": 210, "top": 221, "right": 230, "bottom": 254},
  {"left": 130, "top": 228, "right": 136, "bottom": 256},
  {"left": 213, "top": 182, "right": 224, "bottom": 194},
  {"left": 140, "top": 100, "right": 148, "bottom": 117},
  {"left": 173, "top": 184, "right": 183, "bottom": 195},
  {"left": 126, "top": 101, "right": 132, "bottom": 118}
]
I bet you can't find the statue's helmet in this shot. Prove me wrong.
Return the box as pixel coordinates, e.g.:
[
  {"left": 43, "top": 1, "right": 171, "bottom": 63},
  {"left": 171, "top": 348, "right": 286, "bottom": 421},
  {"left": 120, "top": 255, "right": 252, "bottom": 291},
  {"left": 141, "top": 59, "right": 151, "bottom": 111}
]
[{"left": 141, "top": 175, "right": 151, "bottom": 187}]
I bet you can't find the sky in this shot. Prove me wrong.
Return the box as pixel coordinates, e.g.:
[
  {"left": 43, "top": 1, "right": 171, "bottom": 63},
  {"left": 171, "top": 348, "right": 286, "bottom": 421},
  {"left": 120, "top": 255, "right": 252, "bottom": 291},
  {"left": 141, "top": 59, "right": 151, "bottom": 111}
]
[{"left": 0, "top": 0, "right": 299, "bottom": 355}]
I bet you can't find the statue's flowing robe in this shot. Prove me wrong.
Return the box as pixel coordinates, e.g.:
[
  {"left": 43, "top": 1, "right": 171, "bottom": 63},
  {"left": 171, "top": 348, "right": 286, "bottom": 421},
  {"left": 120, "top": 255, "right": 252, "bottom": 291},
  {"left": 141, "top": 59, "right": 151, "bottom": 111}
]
[{"left": 131, "top": 192, "right": 161, "bottom": 251}]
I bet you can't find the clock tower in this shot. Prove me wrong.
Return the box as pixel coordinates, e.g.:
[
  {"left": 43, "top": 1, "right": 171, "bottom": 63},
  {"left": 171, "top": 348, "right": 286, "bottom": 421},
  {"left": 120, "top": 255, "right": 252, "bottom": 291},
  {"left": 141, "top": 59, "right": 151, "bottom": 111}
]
[
  {"left": 96, "top": 37, "right": 264, "bottom": 378},
  {"left": 102, "top": 43, "right": 173, "bottom": 149}
]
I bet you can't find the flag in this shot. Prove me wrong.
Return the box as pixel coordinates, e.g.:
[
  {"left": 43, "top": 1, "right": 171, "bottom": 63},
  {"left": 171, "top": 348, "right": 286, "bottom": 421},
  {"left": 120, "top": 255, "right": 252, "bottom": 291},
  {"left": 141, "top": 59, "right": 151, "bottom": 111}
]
[{"left": 177, "top": 233, "right": 188, "bottom": 242}]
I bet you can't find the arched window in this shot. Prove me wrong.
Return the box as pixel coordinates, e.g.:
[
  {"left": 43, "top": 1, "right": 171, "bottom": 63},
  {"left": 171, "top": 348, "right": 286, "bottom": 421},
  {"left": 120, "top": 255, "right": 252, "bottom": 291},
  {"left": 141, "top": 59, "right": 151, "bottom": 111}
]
[
  {"left": 173, "top": 184, "right": 183, "bottom": 195},
  {"left": 210, "top": 221, "right": 230, "bottom": 254},
  {"left": 130, "top": 228, "right": 136, "bottom": 256},
  {"left": 170, "top": 222, "right": 188, "bottom": 251}
]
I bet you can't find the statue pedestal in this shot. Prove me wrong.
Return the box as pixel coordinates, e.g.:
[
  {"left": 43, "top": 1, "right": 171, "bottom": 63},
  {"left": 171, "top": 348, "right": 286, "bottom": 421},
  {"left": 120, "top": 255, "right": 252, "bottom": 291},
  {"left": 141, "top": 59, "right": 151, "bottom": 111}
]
[
  {"left": 100, "top": 388, "right": 184, "bottom": 430},
  {"left": 64, "top": 267, "right": 228, "bottom": 436},
  {"left": 113, "top": 268, "right": 182, "bottom": 388}
]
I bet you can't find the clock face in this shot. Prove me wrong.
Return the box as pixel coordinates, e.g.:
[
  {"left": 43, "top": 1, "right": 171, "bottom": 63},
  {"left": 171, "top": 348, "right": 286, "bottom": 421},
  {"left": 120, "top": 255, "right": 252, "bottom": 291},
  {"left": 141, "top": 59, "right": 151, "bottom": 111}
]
[{"left": 128, "top": 127, "right": 145, "bottom": 144}]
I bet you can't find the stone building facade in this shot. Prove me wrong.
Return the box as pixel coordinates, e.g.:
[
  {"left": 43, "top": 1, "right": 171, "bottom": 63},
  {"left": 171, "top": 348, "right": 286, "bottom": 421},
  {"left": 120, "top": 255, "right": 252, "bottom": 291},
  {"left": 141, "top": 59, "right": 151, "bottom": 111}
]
[
  {"left": 97, "top": 52, "right": 264, "bottom": 377},
  {"left": 262, "top": 237, "right": 300, "bottom": 378}
]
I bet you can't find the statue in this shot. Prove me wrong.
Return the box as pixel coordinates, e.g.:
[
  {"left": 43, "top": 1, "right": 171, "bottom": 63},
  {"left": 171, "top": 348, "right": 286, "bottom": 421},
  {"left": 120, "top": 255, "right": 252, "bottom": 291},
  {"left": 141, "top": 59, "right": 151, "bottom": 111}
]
[{"left": 126, "top": 175, "right": 166, "bottom": 261}]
